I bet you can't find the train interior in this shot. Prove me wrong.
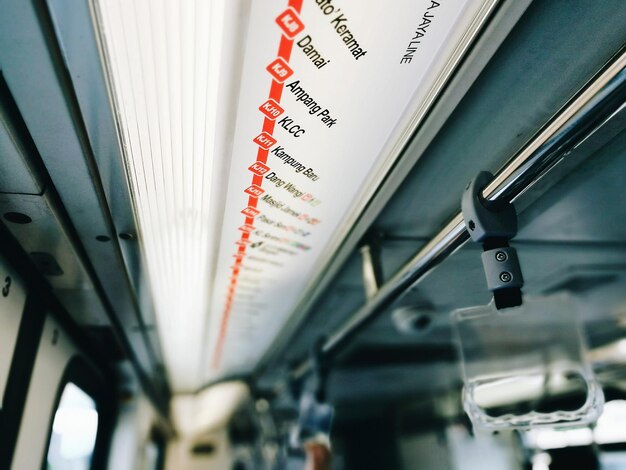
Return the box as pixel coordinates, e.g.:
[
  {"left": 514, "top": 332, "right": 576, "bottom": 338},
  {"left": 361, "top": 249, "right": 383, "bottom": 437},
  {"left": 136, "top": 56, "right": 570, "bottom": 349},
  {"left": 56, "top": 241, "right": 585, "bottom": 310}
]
[{"left": 1, "top": 0, "right": 626, "bottom": 469}]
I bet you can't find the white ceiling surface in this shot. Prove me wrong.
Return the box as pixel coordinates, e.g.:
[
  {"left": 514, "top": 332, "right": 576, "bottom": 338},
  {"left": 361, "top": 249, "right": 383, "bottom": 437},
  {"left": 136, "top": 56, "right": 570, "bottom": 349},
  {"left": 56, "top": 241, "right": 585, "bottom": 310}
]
[{"left": 95, "top": 0, "right": 495, "bottom": 390}]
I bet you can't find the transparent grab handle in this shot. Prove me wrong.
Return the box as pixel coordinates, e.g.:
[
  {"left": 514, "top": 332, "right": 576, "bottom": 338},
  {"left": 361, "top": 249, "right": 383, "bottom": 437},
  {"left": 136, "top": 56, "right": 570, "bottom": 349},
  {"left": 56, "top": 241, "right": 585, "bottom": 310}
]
[{"left": 452, "top": 295, "right": 604, "bottom": 430}]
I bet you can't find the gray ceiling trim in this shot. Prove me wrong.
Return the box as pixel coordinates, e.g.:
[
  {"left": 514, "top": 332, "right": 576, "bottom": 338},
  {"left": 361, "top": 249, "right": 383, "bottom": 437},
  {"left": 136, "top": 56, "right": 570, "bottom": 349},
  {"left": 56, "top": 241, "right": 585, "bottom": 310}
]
[{"left": 0, "top": 0, "right": 169, "bottom": 409}]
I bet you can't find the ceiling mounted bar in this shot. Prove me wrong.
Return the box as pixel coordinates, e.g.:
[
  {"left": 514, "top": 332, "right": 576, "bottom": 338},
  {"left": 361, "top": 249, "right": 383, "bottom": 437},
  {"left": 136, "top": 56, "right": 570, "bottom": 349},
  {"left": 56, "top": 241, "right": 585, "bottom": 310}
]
[
  {"left": 290, "top": 48, "right": 626, "bottom": 382},
  {"left": 360, "top": 234, "right": 384, "bottom": 301}
]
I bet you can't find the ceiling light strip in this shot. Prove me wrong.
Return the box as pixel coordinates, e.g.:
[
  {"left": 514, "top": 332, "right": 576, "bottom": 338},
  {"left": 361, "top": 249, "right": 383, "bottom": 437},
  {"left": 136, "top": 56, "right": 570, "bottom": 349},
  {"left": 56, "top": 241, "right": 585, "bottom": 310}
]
[{"left": 95, "top": 0, "right": 221, "bottom": 389}]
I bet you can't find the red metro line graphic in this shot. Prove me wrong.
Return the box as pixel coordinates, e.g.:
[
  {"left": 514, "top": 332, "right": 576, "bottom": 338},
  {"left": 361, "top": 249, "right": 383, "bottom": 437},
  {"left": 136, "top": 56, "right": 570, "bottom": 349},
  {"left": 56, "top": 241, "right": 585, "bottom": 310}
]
[{"left": 212, "top": 1, "right": 304, "bottom": 369}]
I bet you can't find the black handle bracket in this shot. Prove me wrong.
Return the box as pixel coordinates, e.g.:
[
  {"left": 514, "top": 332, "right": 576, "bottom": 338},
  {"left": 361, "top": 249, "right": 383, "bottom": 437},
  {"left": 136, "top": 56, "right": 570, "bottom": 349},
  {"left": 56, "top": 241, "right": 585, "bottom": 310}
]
[{"left": 462, "top": 172, "right": 523, "bottom": 309}]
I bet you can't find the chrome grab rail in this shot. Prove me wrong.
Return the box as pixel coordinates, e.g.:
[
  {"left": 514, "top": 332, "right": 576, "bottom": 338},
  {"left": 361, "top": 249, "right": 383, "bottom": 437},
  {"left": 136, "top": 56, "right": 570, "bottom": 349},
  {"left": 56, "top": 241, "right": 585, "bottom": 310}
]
[{"left": 290, "top": 49, "right": 626, "bottom": 382}]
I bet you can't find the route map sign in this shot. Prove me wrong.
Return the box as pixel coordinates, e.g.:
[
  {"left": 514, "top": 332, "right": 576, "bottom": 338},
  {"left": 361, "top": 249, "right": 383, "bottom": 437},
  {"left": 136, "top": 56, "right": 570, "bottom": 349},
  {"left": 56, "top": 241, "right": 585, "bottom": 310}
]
[{"left": 206, "top": 0, "right": 487, "bottom": 378}]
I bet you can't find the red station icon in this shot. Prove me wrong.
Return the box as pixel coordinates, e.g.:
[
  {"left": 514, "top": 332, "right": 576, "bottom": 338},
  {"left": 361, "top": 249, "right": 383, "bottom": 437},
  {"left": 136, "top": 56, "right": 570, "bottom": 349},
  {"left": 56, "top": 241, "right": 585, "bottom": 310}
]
[
  {"left": 259, "top": 99, "right": 285, "bottom": 120},
  {"left": 244, "top": 184, "right": 265, "bottom": 197},
  {"left": 241, "top": 206, "right": 260, "bottom": 218},
  {"left": 238, "top": 224, "right": 255, "bottom": 233},
  {"left": 266, "top": 57, "right": 293, "bottom": 83},
  {"left": 275, "top": 8, "right": 305, "bottom": 39},
  {"left": 253, "top": 132, "right": 277, "bottom": 150},
  {"left": 248, "top": 161, "right": 270, "bottom": 176}
]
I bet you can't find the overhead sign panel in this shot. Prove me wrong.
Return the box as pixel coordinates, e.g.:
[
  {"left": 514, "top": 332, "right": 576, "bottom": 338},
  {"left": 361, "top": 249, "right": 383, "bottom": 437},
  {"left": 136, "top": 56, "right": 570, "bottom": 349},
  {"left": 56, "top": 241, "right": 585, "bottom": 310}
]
[{"left": 206, "top": 0, "right": 490, "bottom": 378}]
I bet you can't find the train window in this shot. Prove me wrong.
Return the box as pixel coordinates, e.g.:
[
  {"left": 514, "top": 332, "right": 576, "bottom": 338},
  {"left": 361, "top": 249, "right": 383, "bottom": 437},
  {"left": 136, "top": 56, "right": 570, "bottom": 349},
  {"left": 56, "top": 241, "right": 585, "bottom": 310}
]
[{"left": 46, "top": 383, "right": 99, "bottom": 470}]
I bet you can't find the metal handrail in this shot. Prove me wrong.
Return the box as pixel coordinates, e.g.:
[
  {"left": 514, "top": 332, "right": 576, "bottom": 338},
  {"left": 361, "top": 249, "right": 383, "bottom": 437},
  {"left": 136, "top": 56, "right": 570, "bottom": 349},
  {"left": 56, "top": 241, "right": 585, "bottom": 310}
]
[{"left": 290, "top": 49, "right": 626, "bottom": 381}]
